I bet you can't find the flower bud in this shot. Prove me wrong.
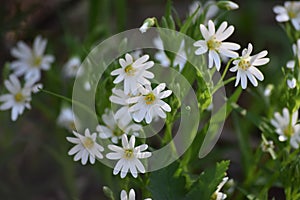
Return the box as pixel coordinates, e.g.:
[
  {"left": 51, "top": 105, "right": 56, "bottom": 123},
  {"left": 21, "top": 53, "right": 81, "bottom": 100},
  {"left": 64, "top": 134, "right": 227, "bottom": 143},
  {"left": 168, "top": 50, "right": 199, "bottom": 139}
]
[
  {"left": 217, "top": 1, "right": 239, "bottom": 10},
  {"left": 139, "top": 17, "right": 156, "bottom": 33}
]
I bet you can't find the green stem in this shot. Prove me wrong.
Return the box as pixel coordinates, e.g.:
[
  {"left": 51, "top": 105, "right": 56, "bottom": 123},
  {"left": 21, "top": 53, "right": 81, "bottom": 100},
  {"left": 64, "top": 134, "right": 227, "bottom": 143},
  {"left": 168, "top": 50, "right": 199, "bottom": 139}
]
[
  {"left": 221, "top": 58, "right": 234, "bottom": 81},
  {"left": 212, "top": 77, "right": 236, "bottom": 94},
  {"left": 40, "top": 88, "right": 96, "bottom": 117}
]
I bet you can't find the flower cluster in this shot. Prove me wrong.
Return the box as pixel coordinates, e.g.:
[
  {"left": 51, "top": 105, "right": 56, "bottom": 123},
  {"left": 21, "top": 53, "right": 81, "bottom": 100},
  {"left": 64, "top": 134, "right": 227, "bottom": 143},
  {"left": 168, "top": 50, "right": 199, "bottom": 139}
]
[
  {"left": 0, "top": 36, "right": 53, "bottom": 121},
  {"left": 193, "top": 20, "right": 270, "bottom": 89}
]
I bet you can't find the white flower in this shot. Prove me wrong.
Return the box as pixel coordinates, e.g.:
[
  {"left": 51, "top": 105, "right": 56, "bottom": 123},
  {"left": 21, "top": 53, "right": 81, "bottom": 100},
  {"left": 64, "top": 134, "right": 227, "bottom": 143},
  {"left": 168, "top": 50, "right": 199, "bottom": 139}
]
[
  {"left": 106, "top": 134, "right": 151, "bottom": 178},
  {"left": 63, "top": 57, "right": 83, "bottom": 78},
  {"left": 0, "top": 75, "right": 40, "bottom": 121},
  {"left": 66, "top": 128, "right": 104, "bottom": 165},
  {"left": 230, "top": 43, "right": 269, "bottom": 89},
  {"left": 193, "top": 20, "right": 240, "bottom": 71},
  {"left": 127, "top": 83, "right": 172, "bottom": 124},
  {"left": 286, "top": 60, "right": 295, "bottom": 70},
  {"left": 57, "top": 107, "right": 78, "bottom": 132},
  {"left": 109, "top": 88, "right": 134, "bottom": 125},
  {"left": 120, "top": 189, "right": 152, "bottom": 200},
  {"left": 211, "top": 177, "right": 228, "bottom": 200},
  {"left": 153, "top": 37, "right": 187, "bottom": 71},
  {"left": 263, "top": 84, "right": 274, "bottom": 97},
  {"left": 111, "top": 53, "right": 154, "bottom": 94},
  {"left": 271, "top": 108, "right": 300, "bottom": 149},
  {"left": 287, "top": 78, "right": 297, "bottom": 89},
  {"left": 10, "top": 35, "right": 55, "bottom": 82},
  {"left": 96, "top": 109, "right": 142, "bottom": 144},
  {"left": 273, "top": 1, "right": 300, "bottom": 30}
]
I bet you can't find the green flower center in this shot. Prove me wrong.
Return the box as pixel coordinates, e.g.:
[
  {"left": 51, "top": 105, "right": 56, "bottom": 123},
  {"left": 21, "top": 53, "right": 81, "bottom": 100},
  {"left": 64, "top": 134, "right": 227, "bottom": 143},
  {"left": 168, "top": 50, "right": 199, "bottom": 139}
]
[
  {"left": 113, "top": 126, "right": 124, "bottom": 137},
  {"left": 284, "top": 125, "right": 294, "bottom": 137},
  {"left": 238, "top": 59, "right": 251, "bottom": 70},
  {"left": 207, "top": 37, "right": 221, "bottom": 50},
  {"left": 83, "top": 137, "right": 94, "bottom": 149},
  {"left": 288, "top": 10, "right": 296, "bottom": 19},
  {"left": 33, "top": 56, "right": 42, "bottom": 67},
  {"left": 124, "top": 149, "right": 134, "bottom": 159},
  {"left": 14, "top": 92, "right": 24, "bottom": 102},
  {"left": 144, "top": 93, "right": 156, "bottom": 105},
  {"left": 124, "top": 64, "right": 136, "bottom": 75}
]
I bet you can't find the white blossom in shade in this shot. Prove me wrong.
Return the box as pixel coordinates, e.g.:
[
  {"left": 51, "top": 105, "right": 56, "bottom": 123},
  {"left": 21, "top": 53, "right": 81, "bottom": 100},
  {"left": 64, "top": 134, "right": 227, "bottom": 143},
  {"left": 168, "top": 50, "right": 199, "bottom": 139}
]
[
  {"left": 271, "top": 108, "right": 300, "bottom": 149},
  {"left": 0, "top": 75, "right": 40, "bottom": 121},
  {"left": 57, "top": 107, "right": 78, "bottom": 132},
  {"left": 111, "top": 53, "right": 154, "bottom": 94},
  {"left": 286, "top": 60, "right": 295, "bottom": 71},
  {"left": 10, "top": 35, "right": 55, "bottom": 82},
  {"left": 106, "top": 134, "right": 152, "bottom": 178},
  {"left": 96, "top": 109, "right": 142, "bottom": 144},
  {"left": 109, "top": 88, "right": 134, "bottom": 125},
  {"left": 264, "top": 84, "right": 274, "bottom": 97},
  {"left": 193, "top": 20, "right": 240, "bottom": 71},
  {"left": 273, "top": 1, "right": 300, "bottom": 30},
  {"left": 120, "top": 189, "right": 152, "bottom": 200},
  {"left": 66, "top": 128, "right": 104, "bottom": 165},
  {"left": 287, "top": 78, "right": 297, "bottom": 89},
  {"left": 230, "top": 43, "right": 269, "bottom": 89},
  {"left": 211, "top": 177, "right": 228, "bottom": 200},
  {"left": 153, "top": 37, "right": 187, "bottom": 71},
  {"left": 292, "top": 39, "right": 300, "bottom": 65},
  {"left": 127, "top": 83, "right": 172, "bottom": 124},
  {"left": 63, "top": 56, "right": 83, "bottom": 78}
]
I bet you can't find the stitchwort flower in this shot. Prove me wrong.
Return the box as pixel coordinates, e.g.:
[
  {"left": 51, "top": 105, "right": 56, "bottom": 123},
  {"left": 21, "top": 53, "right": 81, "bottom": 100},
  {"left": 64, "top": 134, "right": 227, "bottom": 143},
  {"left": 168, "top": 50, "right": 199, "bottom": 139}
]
[
  {"left": 230, "top": 43, "right": 269, "bottom": 89},
  {"left": 111, "top": 53, "right": 154, "bottom": 95},
  {"left": 193, "top": 20, "right": 240, "bottom": 71},
  {"left": 66, "top": 128, "right": 104, "bottom": 165},
  {"left": 109, "top": 88, "right": 135, "bottom": 125},
  {"left": 63, "top": 56, "right": 83, "bottom": 78},
  {"left": 106, "top": 134, "right": 151, "bottom": 178},
  {"left": 97, "top": 109, "right": 142, "bottom": 144},
  {"left": 273, "top": 1, "right": 300, "bottom": 30},
  {"left": 271, "top": 108, "right": 300, "bottom": 149},
  {"left": 127, "top": 83, "right": 172, "bottom": 124},
  {"left": 0, "top": 74, "right": 41, "bottom": 121},
  {"left": 10, "top": 35, "right": 55, "bottom": 82}
]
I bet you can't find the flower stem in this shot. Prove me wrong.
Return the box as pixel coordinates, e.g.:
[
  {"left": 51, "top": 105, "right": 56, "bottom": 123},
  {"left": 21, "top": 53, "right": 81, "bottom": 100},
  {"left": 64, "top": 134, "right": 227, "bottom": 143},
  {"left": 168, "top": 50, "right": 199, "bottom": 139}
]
[{"left": 40, "top": 88, "right": 96, "bottom": 117}]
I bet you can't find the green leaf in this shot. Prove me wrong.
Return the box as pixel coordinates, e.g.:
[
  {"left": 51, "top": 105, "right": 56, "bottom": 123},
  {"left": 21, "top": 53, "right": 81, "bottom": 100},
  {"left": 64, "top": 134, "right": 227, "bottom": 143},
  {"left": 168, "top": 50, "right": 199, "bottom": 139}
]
[
  {"left": 148, "top": 161, "right": 186, "bottom": 200},
  {"left": 185, "top": 161, "right": 230, "bottom": 200}
]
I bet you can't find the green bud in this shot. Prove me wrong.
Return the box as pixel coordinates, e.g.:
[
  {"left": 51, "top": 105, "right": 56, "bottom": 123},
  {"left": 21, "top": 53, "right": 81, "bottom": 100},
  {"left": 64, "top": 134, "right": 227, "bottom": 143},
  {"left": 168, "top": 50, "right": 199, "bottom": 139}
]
[{"left": 217, "top": 1, "right": 239, "bottom": 10}]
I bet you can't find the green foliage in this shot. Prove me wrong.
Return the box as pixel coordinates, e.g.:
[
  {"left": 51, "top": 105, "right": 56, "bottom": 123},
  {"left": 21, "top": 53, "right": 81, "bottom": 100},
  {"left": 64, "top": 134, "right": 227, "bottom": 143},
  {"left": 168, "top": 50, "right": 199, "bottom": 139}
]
[
  {"left": 185, "top": 160, "right": 230, "bottom": 200},
  {"left": 148, "top": 161, "right": 186, "bottom": 200}
]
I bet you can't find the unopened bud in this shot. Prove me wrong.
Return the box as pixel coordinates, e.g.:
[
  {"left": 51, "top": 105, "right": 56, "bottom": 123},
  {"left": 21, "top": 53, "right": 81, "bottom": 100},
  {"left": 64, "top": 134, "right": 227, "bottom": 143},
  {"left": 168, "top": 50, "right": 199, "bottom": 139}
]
[
  {"left": 139, "top": 17, "right": 156, "bottom": 33},
  {"left": 217, "top": 1, "right": 239, "bottom": 10}
]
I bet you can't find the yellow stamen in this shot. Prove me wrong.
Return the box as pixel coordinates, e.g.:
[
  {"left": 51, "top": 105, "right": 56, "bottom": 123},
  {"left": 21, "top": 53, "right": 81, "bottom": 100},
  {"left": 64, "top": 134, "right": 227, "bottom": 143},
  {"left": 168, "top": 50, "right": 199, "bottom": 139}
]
[
  {"left": 33, "top": 56, "right": 42, "bottom": 67},
  {"left": 238, "top": 59, "right": 251, "bottom": 70},
  {"left": 124, "top": 149, "right": 134, "bottom": 159},
  {"left": 14, "top": 92, "right": 24, "bottom": 102},
  {"left": 207, "top": 37, "right": 221, "bottom": 50},
  {"left": 144, "top": 93, "right": 156, "bottom": 105},
  {"left": 124, "top": 65, "right": 136, "bottom": 75},
  {"left": 83, "top": 137, "right": 94, "bottom": 149}
]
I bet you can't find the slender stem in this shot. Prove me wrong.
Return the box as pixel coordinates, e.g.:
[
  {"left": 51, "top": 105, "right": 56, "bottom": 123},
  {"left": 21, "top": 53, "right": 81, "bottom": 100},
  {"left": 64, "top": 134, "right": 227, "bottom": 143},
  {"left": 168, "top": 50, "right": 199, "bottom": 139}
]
[
  {"left": 212, "top": 77, "right": 236, "bottom": 94},
  {"left": 40, "top": 88, "right": 96, "bottom": 117},
  {"left": 221, "top": 58, "right": 234, "bottom": 81}
]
